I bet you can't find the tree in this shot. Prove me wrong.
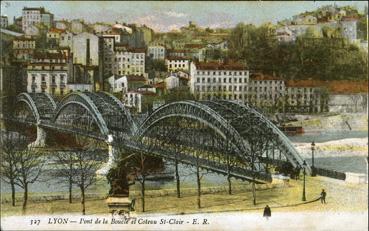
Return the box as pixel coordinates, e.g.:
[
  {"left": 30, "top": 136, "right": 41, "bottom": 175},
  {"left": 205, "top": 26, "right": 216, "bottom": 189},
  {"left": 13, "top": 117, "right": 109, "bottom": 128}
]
[
  {"left": 0, "top": 131, "right": 27, "bottom": 206},
  {"left": 127, "top": 149, "right": 164, "bottom": 212},
  {"left": 14, "top": 146, "right": 45, "bottom": 213},
  {"left": 51, "top": 151, "right": 76, "bottom": 204},
  {"left": 68, "top": 148, "right": 101, "bottom": 215}
]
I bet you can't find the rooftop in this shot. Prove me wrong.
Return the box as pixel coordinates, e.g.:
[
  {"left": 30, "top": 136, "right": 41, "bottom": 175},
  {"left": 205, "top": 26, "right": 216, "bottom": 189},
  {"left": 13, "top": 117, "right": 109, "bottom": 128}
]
[
  {"left": 33, "top": 51, "right": 66, "bottom": 60},
  {"left": 250, "top": 73, "right": 284, "bottom": 81},
  {"left": 195, "top": 61, "right": 246, "bottom": 70},
  {"left": 127, "top": 74, "right": 146, "bottom": 82}
]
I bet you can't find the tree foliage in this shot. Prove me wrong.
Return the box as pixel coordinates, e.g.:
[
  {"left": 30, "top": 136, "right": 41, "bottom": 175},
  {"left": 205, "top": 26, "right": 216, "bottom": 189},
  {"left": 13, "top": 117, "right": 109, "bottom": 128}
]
[{"left": 228, "top": 23, "right": 368, "bottom": 80}]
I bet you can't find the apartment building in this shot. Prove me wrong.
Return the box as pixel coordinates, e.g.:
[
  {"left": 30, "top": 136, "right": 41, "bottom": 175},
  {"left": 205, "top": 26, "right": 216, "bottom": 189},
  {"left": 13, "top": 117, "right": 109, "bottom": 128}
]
[{"left": 191, "top": 62, "right": 249, "bottom": 102}]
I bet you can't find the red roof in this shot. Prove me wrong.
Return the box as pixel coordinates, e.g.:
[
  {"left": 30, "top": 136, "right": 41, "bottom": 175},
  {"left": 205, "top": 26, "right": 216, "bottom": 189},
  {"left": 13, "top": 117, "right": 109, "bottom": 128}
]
[
  {"left": 127, "top": 47, "right": 146, "bottom": 53},
  {"left": 195, "top": 62, "right": 246, "bottom": 71},
  {"left": 48, "top": 28, "right": 65, "bottom": 34},
  {"left": 250, "top": 73, "right": 283, "bottom": 81},
  {"left": 166, "top": 56, "right": 191, "bottom": 61},
  {"left": 154, "top": 82, "right": 166, "bottom": 89},
  {"left": 33, "top": 51, "right": 66, "bottom": 60},
  {"left": 127, "top": 75, "right": 146, "bottom": 82},
  {"left": 184, "top": 44, "right": 205, "bottom": 49}
]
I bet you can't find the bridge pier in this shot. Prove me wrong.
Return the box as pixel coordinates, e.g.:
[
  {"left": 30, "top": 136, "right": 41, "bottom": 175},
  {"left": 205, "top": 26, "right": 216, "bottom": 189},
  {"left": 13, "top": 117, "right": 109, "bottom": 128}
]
[
  {"left": 28, "top": 124, "right": 47, "bottom": 148},
  {"left": 96, "top": 135, "right": 116, "bottom": 175}
]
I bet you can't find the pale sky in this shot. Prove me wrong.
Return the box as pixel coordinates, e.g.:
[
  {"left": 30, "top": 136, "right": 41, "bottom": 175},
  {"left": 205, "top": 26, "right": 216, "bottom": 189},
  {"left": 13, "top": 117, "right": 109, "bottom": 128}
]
[{"left": 1, "top": 1, "right": 367, "bottom": 32}]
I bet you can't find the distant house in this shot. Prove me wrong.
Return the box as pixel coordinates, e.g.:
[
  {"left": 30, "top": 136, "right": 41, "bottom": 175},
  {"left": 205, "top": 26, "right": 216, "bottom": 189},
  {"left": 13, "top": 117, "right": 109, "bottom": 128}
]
[
  {"left": 55, "top": 20, "right": 69, "bottom": 30},
  {"left": 72, "top": 32, "right": 99, "bottom": 66},
  {"left": 126, "top": 74, "right": 147, "bottom": 90},
  {"left": 70, "top": 19, "right": 85, "bottom": 33},
  {"left": 165, "top": 57, "right": 191, "bottom": 72},
  {"left": 207, "top": 40, "right": 229, "bottom": 50},
  {"left": 340, "top": 16, "right": 358, "bottom": 42},
  {"left": 292, "top": 15, "right": 317, "bottom": 25},
  {"left": 1, "top": 15, "right": 8, "bottom": 28},
  {"left": 165, "top": 75, "right": 180, "bottom": 90},
  {"left": 46, "top": 28, "right": 65, "bottom": 45},
  {"left": 147, "top": 45, "right": 166, "bottom": 60},
  {"left": 105, "top": 75, "right": 128, "bottom": 93},
  {"left": 22, "top": 7, "right": 54, "bottom": 34},
  {"left": 59, "top": 31, "right": 74, "bottom": 48},
  {"left": 276, "top": 26, "right": 295, "bottom": 43},
  {"left": 26, "top": 51, "right": 68, "bottom": 96},
  {"left": 12, "top": 36, "right": 36, "bottom": 62},
  {"left": 190, "top": 61, "right": 249, "bottom": 102}
]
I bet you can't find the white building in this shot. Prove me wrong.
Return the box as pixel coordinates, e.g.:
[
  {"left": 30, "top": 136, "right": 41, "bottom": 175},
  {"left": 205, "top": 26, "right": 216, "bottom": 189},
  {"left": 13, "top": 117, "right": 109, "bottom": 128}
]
[
  {"left": 106, "top": 75, "right": 128, "bottom": 93},
  {"left": 248, "top": 73, "right": 286, "bottom": 110},
  {"left": 340, "top": 17, "right": 358, "bottom": 42},
  {"left": 1, "top": 15, "right": 8, "bottom": 28},
  {"left": 147, "top": 45, "right": 165, "bottom": 60},
  {"left": 55, "top": 20, "right": 69, "bottom": 30},
  {"left": 191, "top": 62, "right": 249, "bottom": 101},
  {"left": 70, "top": 19, "right": 84, "bottom": 33},
  {"left": 46, "top": 28, "right": 65, "bottom": 45},
  {"left": 276, "top": 26, "right": 295, "bottom": 43},
  {"left": 114, "top": 45, "right": 146, "bottom": 76},
  {"left": 125, "top": 91, "right": 143, "bottom": 113},
  {"left": 165, "top": 57, "right": 191, "bottom": 72},
  {"left": 72, "top": 32, "right": 99, "bottom": 66},
  {"left": 165, "top": 75, "right": 180, "bottom": 90},
  {"left": 93, "top": 23, "right": 111, "bottom": 33},
  {"left": 59, "top": 31, "right": 74, "bottom": 48},
  {"left": 285, "top": 80, "right": 323, "bottom": 113},
  {"left": 27, "top": 51, "right": 68, "bottom": 96},
  {"left": 22, "top": 7, "right": 53, "bottom": 34}
]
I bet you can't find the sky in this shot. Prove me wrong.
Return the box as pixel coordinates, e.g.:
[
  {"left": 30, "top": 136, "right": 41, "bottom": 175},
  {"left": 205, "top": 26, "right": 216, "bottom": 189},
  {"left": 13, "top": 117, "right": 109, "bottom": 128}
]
[{"left": 1, "top": 1, "right": 367, "bottom": 32}]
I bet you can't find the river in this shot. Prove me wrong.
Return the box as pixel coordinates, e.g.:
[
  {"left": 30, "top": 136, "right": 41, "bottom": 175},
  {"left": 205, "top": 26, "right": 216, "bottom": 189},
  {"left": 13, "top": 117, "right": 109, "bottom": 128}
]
[{"left": 1, "top": 131, "right": 367, "bottom": 194}]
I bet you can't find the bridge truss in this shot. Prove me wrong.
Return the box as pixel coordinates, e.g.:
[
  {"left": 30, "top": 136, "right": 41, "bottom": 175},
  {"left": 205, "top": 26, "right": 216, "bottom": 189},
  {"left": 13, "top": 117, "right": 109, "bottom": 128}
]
[{"left": 9, "top": 92, "right": 309, "bottom": 183}]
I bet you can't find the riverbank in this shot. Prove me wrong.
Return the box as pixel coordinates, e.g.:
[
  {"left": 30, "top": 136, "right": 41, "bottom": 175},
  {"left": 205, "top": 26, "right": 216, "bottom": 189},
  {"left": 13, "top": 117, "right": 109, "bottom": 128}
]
[
  {"left": 285, "top": 113, "right": 368, "bottom": 132},
  {"left": 294, "top": 137, "right": 368, "bottom": 158}
]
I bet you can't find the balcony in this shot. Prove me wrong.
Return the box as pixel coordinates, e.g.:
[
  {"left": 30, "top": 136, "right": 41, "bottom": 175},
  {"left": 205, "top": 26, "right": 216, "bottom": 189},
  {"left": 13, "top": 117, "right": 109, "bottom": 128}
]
[
  {"left": 50, "top": 82, "right": 57, "bottom": 87},
  {"left": 31, "top": 82, "right": 37, "bottom": 88}
]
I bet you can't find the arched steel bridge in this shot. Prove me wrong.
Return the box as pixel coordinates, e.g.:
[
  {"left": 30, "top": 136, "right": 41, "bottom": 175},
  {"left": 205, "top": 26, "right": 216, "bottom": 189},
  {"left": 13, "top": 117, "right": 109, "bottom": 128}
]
[{"left": 7, "top": 92, "right": 309, "bottom": 183}]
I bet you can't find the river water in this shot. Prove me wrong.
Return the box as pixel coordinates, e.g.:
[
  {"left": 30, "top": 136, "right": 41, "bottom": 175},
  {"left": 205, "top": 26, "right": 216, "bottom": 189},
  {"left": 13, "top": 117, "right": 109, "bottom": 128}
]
[{"left": 1, "top": 131, "right": 368, "bottom": 194}]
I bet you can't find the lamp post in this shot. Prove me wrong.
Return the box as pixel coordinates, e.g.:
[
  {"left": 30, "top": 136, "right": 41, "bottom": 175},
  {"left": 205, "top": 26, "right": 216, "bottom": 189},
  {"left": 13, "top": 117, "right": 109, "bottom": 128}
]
[
  {"left": 302, "top": 160, "right": 307, "bottom": 201},
  {"left": 311, "top": 141, "right": 316, "bottom": 176}
]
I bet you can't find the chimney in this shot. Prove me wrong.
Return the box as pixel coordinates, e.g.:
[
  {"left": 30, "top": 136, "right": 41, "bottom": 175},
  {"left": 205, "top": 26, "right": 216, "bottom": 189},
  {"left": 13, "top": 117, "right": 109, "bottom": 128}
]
[{"left": 86, "top": 38, "right": 90, "bottom": 66}]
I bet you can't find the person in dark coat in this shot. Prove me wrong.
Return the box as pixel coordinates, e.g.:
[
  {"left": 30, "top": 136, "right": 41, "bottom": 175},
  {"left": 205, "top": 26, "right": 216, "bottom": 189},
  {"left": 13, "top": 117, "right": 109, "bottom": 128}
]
[
  {"left": 320, "top": 189, "right": 327, "bottom": 204},
  {"left": 263, "top": 205, "right": 271, "bottom": 219}
]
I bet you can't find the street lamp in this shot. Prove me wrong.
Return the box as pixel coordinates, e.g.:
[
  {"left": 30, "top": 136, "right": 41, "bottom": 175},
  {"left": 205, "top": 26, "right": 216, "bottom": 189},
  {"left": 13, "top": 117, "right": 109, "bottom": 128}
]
[
  {"left": 302, "top": 160, "right": 307, "bottom": 201},
  {"left": 311, "top": 141, "right": 316, "bottom": 176}
]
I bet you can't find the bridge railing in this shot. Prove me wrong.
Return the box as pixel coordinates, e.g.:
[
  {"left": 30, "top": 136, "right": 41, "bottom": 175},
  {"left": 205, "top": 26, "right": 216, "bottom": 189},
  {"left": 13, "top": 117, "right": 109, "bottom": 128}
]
[{"left": 314, "top": 167, "right": 346, "bottom": 180}]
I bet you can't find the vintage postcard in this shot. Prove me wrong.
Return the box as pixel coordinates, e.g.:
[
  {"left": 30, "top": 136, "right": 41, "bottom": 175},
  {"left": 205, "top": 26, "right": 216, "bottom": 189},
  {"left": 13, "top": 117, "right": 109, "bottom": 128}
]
[{"left": 0, "top": 1, "right": 368, "bottom": 230}]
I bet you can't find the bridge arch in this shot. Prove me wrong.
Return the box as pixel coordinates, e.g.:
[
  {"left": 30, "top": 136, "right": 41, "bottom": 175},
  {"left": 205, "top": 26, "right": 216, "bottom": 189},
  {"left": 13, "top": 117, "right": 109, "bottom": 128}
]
[
  {"left": 15, "top": 93, "right": 57, "bottom": 122},
  {"left": 138, "top": 100, "right": 309, "bottom": 182},
  {"left": 138, "top": 101, "right": 259, "bottom": 171},
  {"left": 52, "top": 91, "right": 137, "bottom": 139},
  {"left": 53, "top": 92, "right": 110, "bottom": 137}
]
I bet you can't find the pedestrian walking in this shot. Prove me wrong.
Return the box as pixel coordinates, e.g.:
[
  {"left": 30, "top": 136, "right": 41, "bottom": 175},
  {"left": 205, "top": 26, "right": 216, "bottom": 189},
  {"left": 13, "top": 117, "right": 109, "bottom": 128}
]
[
  {"left": 263, "top": 205, "right": 271, "bottom": 219},
  {"left": 320, "top": 189, "right": 327, "bottom": 204}
]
